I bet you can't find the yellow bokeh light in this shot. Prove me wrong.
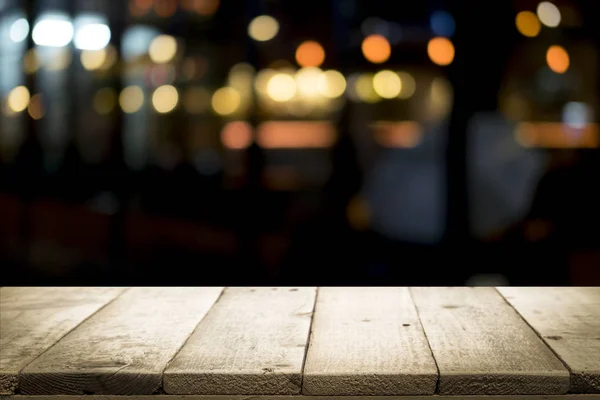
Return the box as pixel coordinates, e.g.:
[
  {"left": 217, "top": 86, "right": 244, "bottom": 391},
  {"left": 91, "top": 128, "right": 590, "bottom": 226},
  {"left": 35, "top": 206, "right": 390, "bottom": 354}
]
[
  {"left": 248, "top": 15, "right": 279, "bottom": 42},
  {"left": 516, "top": 11, "right": 541, "bottom": 37},
  {"left": 7, "top": 86, "right": 30, "bottom": 113},
  {"left": 361, "top": 34, "right": 391, "bottom": 64},
  {"left": 211, "top": 87, "right": 241, "bottom": 116},
  {"left": 546, "top": 45, "right": 569, "bottom": 74},
  {"left": 149, "top": 35, "right": 177, "bottom": 64},
  {"left": 81, "top": 49, "right": 106, "bottom": 71},
  {"left": 24, "top": 49, "right": 40, "bottom": 74},
  {"left": 183, "top": 87, "right": 211, "bottom": 114},
  {"left": 46, "top": 49, "right": 72, "bottom": 71},
  {"left": 267, "top": 73, "right": 297, "bottom": 102},
  {"left": 28, "top": 94, "right": 45, "bottom": 120},
  {"left": 537, "top": 1, "right": 561, "bottom": 28},
  {"left": 254, "top": 68, "right": 277, "bottom": 95},
  {"left": 295, "top": 41, "right": 325, "bottom": 68},
  {"left": 295, "top": 67, "right": 323, "bottom": 97},
  {"left": 93, "top": 88, "right": 117, "bottom": 115},
  {"left": 119, "top": 86, "right": 144, "bottom": 113},
  {"left": 317, "top": 70, "right": 346, "bottom": 98},
  {"left": 373, "top": 70, "right": 401, "bottom": 99},
  {"left": 397, "top": 71, "right": 416, "bottom": 99},
  {"left": 152, "top": 85, "right": 179, "bottom": 113},
  {"left": 355, "top": 73, "right": 380, "bottom": 103},
  {"left": 100, "top": 45, "right": 118, "bottom": 70},
  {"left": 221, "top": 121, "right": 253, "bottom": 150},
  {"left": 427, "top": 37, "right": 455, "bottom": 66}
]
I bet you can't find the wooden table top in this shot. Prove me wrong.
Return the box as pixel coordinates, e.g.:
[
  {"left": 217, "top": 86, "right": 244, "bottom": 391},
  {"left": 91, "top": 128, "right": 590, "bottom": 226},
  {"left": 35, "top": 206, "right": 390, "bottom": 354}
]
[{"left": 1, "top": 287, "right": 599, "bottom": 398}]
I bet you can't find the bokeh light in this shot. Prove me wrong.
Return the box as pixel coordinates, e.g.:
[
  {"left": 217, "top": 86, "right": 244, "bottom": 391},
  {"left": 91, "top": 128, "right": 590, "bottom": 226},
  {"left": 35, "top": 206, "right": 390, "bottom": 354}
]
[
  {"left": 93, "top": 88, "right": 117, "bottom": 115},
  {"left": 267, "top": 73, "right": 297, "bottom": 102},
  {"left": 212, "top": 87, "right": 241, "bottom": 116},
  {"left": 149, "top": 34, "right": 177, "bottom": 64},
  {"left": 152, "top": 85, "right": 179, "bottom": 114},
  {"left": 295, "top": 41, "right": 326, "bottom": 68},
  {"left": 248, "top": 15, "right": 279, "bottom": 42},
  {"left": 32, "top": 15, "right": 73, "bottom": 47},
  {"left": 74, "top": 23, "right": 111, "bottom": 50},
  {"left": 119, "top": 86, "right": 145, "bottom": 113},
  {"left": 7, "top": 86, "right": 30, "bottom": 113},
  {"left": 80, "top": 49, "right": 106, "bottom": 71},
  {"left": 295, "top": 67, "right": 323, "bottom": 97},
  {"left": 373, "top": 70, "right": 401, "bottom": 99},
  {"left": 317, "top": 70, "right": 346, "bottom": 98},
  {"left": 154, "top": 0, "right": 177, "bottom": 18},
  {"left": 430, "top": 11, "right": 455, "bottom": 37},
  {"left": 23, "top": 49, "right": 40, "bottom": 74},
  {"left": 397, "top": 72, "right": 416, "bottom": 99},
  {"left": 427, "top": 37, "right": 455, "bottom": 66},
  {"left": 221, "top": 121, "right": 253, "bottom": 150},
  {"left": 546, "top": 45, "right": 569, "bottom": 74},
  {"left": 193, "top": 0, "right": 220, "bottom": 16},
  {"left": 516, "top": 11, "right": 542, "bottom": 37},
  {"left": 537, "top": 2, "right": 561, "bottom": 28},
  {"left": 46, "top": 49, "right": 72, "bottom": 71},
  {"left": 27, "top": 94, "right": 45, "bottom": 120},
  {"left": 10, "top": 18, "right": 29, "bottom": 43},
  {"left": 361, "top": 34, "right": 391, "bottom": 64},
  {"left": 354, "top": 73, "right": 380, "bottom": 103}
]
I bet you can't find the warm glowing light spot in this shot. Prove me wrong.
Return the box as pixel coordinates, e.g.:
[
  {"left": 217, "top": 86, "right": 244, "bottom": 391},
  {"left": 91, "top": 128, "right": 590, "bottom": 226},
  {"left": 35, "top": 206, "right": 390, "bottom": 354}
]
[
  {"left": 372, "top": 121, "right": 423, "bottom": 148},
  {"left": 154, "top": 0, "right": 177, "bottom": 17},
  {"left": 317, "top": 70, "right": 346, "bottom": 98},
  {"left": 516, "top": 11, "right": 541, "bottom": 37},
  {"left": 397, "top": 71, "right": 416, "bottom": 99},
  {"left": 152, "top": 85, "right": 179, "bottom": 113},
  {"left": 221, "top": 121, "right": 253, "bottom": 149},
  {"left": 254, "top": 69, "right": 277, "bottom": 95},
  {"left": 248, "top": 15, "right": 279, "bottom": 42},
  {"left": 194, "top": 0, "right": 220, "bottom": 16},
  {"left": 373, "top": 70, "right": 401, "bottom": 99},
  {"left": 546, "top": 45, "right": 569, "bottom": 74},
  {"left": 537, "top": 1, "right": 561, "bottom": 27},
  {"left": 119, "top": 86, "right": 144, "bottom": 113},
  {"left": 355, "top": 73, "right": 380, "bottom": 103},
  {"left": 295, "top": 41, "right": 325, "bottom": 68},
  {"left": 24, "top": 49, "right": 40, "bottom": 74},
  {"left": 99, "top": 45, "right": 117, "bottom": 70},
  {"left": 46, "top": 49, "right": 72, "bottom": 71},
  {"left": 257, "top": 121, "right": 336, "bottom": 148},
  {"left": 93, "top": 88, "right": 117, "bottom": 115},
  {"left": 183, "top": 87, "right": 211, "bottom": 114},
  {"left": 427, "top": 37, "right": 454, "bottom": 66},
  {"left": 361, "top": 34, "right": 391, "bottom": 64},
  {"left": 7, "top": 86, "right": 30, "bottom": 113},
  {"left": 212, "top": 87, "right": 241, "bottom": 116},
  {"left": 267, "top": 73, "right": 297, "bottom": 102},
  {"left": 149, "top": 34, "right": 177, "bottom": 64},
  {"left": 515, "top": 122, "right": 599, "bottom": 148},
  {"left": 295, "top": 67, "right": 323, "bottom": 97},
  {"left": 80, "top": 49, "right": 106, "bottom": 71},
  {"left": 27, "top": 94, "right": 45, "bottom": 120}
]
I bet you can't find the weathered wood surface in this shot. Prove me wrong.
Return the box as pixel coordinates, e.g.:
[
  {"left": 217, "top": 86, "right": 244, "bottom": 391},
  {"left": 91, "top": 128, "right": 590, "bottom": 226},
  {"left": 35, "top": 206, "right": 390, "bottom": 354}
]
[
  {"left": 0, "top": 287, "right": 126, "bottom": 395},
  {"left": 5, "top": 395, "right": 600, "bottom": 400},
  {"left": 163, "top": 287, "right": 316, "bottom": 395},
  {"left": 498, "top": 287, "right": 600, "bottom": 393},
  {"left": 410, "top": 287, "right": 570, "bottom": 395},
  {"left": 18, "top": 287, "right": 223, "bottom": 395},
  {"left": 302, "top": 287, "right": 437, "bottom": 395}
]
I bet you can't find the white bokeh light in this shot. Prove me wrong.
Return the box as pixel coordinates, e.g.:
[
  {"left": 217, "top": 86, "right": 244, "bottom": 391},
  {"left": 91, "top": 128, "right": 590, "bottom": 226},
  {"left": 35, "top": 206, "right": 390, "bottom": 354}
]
[
  {"left": 9, "top": 18, "right": 29, "bottom": 43},
  {"left": 32, "top": 14, "right": 73, "bottom": 47},
  {"left": 74, "top": 23, "right": 111, "bottom": 50}
]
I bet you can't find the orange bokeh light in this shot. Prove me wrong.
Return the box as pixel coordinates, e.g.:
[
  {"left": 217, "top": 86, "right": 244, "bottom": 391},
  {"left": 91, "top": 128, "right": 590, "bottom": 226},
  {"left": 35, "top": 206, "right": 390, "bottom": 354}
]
[
  {"left": 221, "top": 121, "right": 253, "bottom": 150},
  {"left": 427, "top": 37, "right": 455, "bottom": 66},
  {"left": 154, "top": 0, "right": 177, "bottom": 17},
  {"left": 361, "top": 34, "right": 391, "bottom": 64},
  {"left": 546, "top": 45, "right": 570, "bottom": 74},
  {"left": 295, "top": 41, "right": 326, "bottom": 68}
]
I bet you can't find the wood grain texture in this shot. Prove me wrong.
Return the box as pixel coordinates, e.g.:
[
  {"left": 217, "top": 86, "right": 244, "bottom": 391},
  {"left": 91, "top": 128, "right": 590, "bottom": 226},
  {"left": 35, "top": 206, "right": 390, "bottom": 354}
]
[
  {"left": 302, "top": 287, "right": 438, "bottom": 395},
  {"left": 498, "top": 287, "right": 600, "bottom": 393},
  {"left": 410, "top": 287, "right": 570, "bottom": 395},
  {"left": 6, "top": 396, "right": 600, "bottom": 400},
  {"left": 163, "top": 287, "right": 316, "bottom": 395},
  {"left": 0, "top": 287, "right": 126, "bottom": 395},
  {"left": 19, "top": 287, "right": 223, "bottom": 395}
]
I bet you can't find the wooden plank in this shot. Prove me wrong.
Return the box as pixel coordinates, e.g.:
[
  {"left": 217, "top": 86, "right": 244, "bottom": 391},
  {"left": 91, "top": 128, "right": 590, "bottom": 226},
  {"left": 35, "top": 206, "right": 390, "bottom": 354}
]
[
  {"left": 0, "top": 287, "right": 126, "bottom": 395},
  {"left": 410, "top": 287, "right": 570, "bottom": 395},
  {"left": 302, "top": 287, "right": 438, "bottom": 395},
  {"left": 19, "top": 287, "right": 223, "bottom": 395},
  {"left": 163, "top": 287, "right": 316, "bottom": 395},
  {"left": 498, "top": 287, "right": 600, "bottom": 393},
  {"left": 5, "top": 396, "right": 600, "bottom": 400}
]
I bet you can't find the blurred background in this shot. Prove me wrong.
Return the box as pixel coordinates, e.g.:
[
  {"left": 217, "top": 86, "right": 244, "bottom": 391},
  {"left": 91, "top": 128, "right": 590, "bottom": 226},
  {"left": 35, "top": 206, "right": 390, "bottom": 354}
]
[{"left": 1, "top": 0, "right": 599, "bottom": 285}]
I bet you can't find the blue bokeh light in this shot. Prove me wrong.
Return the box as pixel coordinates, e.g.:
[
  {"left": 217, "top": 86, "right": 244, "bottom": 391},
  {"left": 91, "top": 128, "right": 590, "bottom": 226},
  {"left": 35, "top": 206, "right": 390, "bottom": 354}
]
[{"left": 430, "top": 11, "right": 455, "bottom": 37}]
